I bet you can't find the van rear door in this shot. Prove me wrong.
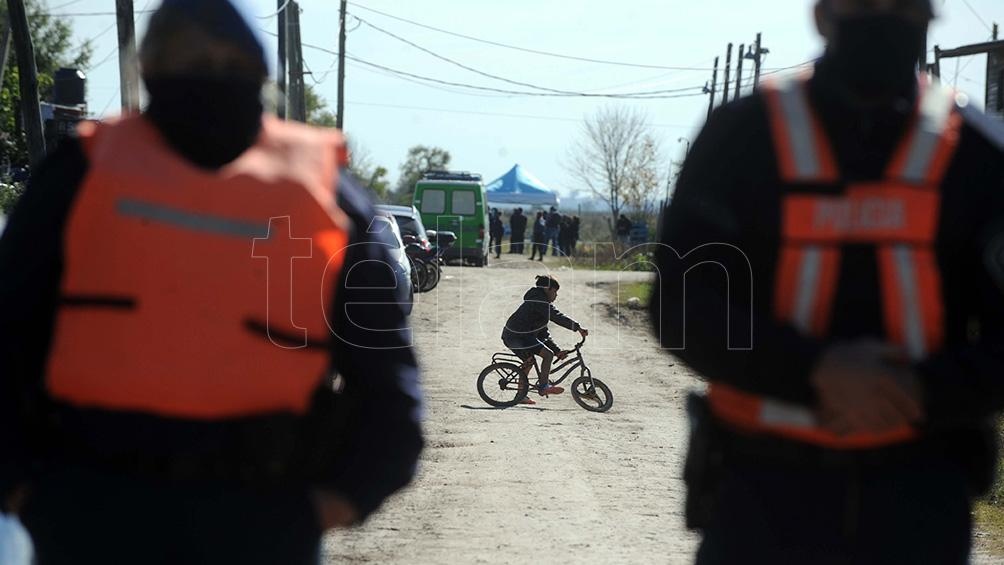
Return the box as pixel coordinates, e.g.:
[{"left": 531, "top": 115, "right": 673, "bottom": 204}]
[{"left": 450, "top": 189, "right": 480, "bottom": 250}]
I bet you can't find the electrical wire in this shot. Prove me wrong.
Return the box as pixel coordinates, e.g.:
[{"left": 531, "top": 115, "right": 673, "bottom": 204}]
[
  {"left": 261, "top": 29, "right": 707, "bottom": 99},
  {"left": 343, "top": 99, "right": 698, "bottom": 129},
  {"left": 959, "top": 0, "right": 994, "bottom": 35},
  {"left": 348, "top": 2, "right": 751, "bottom": 72},
  {"left": 349, "top": 14, "right": 706, "bottom": 97},
  {"left": 257, "top": 0, "right": 291, "bottom": 20},
  {"left": 46, "top": 0, "right": 88, "bottom": 11},
  {"left": 39, "top": 10, "right": 155, "bottom": 17}
]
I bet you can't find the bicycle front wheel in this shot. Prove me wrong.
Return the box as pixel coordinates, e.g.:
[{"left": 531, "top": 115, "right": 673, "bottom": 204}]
[
  {"left": 477, "top": 362, "right": 530, "bottom": 408},
  {"left": 571, "top": 375, "right": 613, "bottom": 413}
]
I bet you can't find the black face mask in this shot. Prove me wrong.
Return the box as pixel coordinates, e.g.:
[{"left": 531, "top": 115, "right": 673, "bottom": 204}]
[
  {"left": 145, "top": 76, "right": 263, "bottom": 170},
  {"left": 827, "top": 14, "right": 927, "bottom": 96}
]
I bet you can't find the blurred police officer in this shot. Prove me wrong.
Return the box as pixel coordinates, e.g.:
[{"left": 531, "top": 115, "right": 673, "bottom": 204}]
[
  {"left": 0, "top": 1, "right": 422, "bottom": 563},
  {"left": 651, "top": 0, "right": 1004, "bottom": 563}
]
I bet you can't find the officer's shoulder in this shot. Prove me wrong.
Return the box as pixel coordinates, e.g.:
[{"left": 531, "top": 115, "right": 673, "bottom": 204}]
[
  {"left": 704, "top": 92, "right": 770, "bottom": 138},
  {"left": 959, "top": 104, "right": 1004, "bottom": 153},
  {"left": 336, "top": 169, "right": 377, "bottom": 224}
]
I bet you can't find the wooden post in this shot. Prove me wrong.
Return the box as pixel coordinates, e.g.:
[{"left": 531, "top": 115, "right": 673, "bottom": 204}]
[
  {"left": 734, "top": 43, "right": 745, "bottom": 100},
  {"left": 722, "top": 43, "right": 733, "bottom": 105},
  {"left": 115, "top": 0, "right": 140, "bottom": 110},
  {"left": 276, "top": 0, "right": 287, "bottom": 119},
  {"left": 753, "top": 33, "right": 763, "bottom": 89},
  {"left": 0, "top": 22, "right": 11, "bottom": 90},
  {"left": 336, "top": 0, "right": 346, "bottom": 129},
  {"left": 932, "top": 45, "right": 941, "bottom": 83},
  {"left": 707, "top": 56, "right": 718, "bottom": 120},
  {"left": 287, "top": 1, "right": 306, "bottom": 122},
  {"left": 6, "top": 0, "right": 45, "bottom": 164}
]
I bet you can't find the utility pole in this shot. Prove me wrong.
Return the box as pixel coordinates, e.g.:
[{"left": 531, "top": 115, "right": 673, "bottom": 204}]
[
  {"left": 336, "top": 0, "right": 347, "bottom": 129},
  {"left": 752, "top": 32, "right": 766, "bottom": 90},
  {"left": 6, "top": 0, "right": 45, "bottom": 164},
  {"left": 722, "top": 43, "right": 733, "bottom": 105},
  {"left": 734, "top": 43, "right": 745, "bottom": 100},
  {"left": 994, "top": 23, "right": 999, "bottom": 41},
  {"left": 706, "top": 56, "right": 719, "bottom": 120},
  {"left": 0, "top": 22, "right": 11, "bottom": 90},
  {"left": 287, "top": 1, "right": 306, "bottom": 122},
  {"left": 276, "top": 0, "right": 287, "bottom": 119},
  {"left": 115, "top": 0, "right": 140, "bottom": 110}
]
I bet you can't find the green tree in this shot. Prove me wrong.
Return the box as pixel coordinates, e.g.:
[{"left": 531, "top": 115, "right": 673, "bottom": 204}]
[
  {"left": 2, "top": 1, "right": 93, "bottom": 169},
  {"left": 394, "top": 145, "right": 450, "bottom": 204},
  {"left": 346, "top": 138, "right": 390, "bottom": 202},
  {"left": 304, "top": 84, "right": 336, "bottom": 128}
]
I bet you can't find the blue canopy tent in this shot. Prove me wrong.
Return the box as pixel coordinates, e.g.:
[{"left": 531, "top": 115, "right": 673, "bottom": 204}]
[{"left": 485, "top": 164, "right": 560, "bottom": 209}]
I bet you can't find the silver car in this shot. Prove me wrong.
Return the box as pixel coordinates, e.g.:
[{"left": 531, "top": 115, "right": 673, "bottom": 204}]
[{"left": 371, "top": 209, "right": 414, "bottom": 315}]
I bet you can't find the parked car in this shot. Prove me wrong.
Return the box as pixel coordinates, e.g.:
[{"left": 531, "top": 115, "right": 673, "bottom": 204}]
[
  {"left": 413, "top": 170, "right": 489, "bottom": 267},
  {"left": 375, "top": 204, "right": 431, "bottom": 252},
  {"left": 371, "top": 209, "right": 414, "bottom": 315}
]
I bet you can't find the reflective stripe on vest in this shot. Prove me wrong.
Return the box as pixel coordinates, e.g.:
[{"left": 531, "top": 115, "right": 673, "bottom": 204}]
[
  {"left": 46, "top": 115, "right": 351, "bottom": 420},
  {"left": 709, "top": 383, "right": 916, "bottom": 450},
  {"left": 708, "top": 77, "right": 961, "bottom": 449},
  {"left": 764, "top": 75, "right": 839, "bottom": 183}
]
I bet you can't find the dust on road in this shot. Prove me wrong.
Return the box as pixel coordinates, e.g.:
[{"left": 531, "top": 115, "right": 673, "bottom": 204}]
[{"left": 323, "top": 258, "right": 701, "bottom": 564}]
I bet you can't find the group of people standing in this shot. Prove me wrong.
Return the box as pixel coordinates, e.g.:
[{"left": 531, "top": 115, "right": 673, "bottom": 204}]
[{"left": 489, "top": 207, "right": 579, "bottom": 260}]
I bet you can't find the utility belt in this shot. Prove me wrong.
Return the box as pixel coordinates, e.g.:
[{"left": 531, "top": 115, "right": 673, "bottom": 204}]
[
  {"left": 40, "top": 386, "right": 351, "bottom": 486},
  {"left": 683, "top": 392, "right": 998, "bottom": 530}
]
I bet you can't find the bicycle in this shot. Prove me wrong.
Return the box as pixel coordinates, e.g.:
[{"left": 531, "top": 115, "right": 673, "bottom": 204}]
[{"left": 476, "top": 336, "right": 613, "bottom": 412}]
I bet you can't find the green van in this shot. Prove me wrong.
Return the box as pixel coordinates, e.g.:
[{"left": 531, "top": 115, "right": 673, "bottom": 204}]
[{"left": 413, "top": 171, "right": 490, "bottom": 267}]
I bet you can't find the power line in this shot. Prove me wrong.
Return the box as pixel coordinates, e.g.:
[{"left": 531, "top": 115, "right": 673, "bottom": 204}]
[
  {"left": 349, "top": 14, "right": 705, "bottom": 97},
  {"left": 348, "top": 2, "right": 740, "bottom": 72},
  {"left": 46, "top": 0, "right": 88, "bottom": 10},
  {"left": 344, "top": 99, "right": 698, "bottom": 129},
  {"left": 38, "top": 9, "right": 154, "bottom": 16},
  {"left": 960, "top": 0, "right": 994, "bottom": 34},
  {"left": 257, "top": 0, "right": 290, "bottom": 20},
  {"left": 262, "top": 29, "right": 707, "bottom": 99}
]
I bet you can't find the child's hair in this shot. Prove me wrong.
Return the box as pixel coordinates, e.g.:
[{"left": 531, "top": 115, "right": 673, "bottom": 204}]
[{"left": 535, "top": 275, "right": 560, "bottom": 290}]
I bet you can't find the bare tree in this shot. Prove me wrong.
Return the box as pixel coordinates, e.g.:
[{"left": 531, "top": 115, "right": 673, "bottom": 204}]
[{"left": 566, "top": 107, "right": 665, "bottom": 238}]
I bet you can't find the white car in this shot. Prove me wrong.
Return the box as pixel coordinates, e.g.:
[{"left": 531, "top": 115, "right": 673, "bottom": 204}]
[{"left": 371, "top": 209, "right": 414, "bottom": 315}]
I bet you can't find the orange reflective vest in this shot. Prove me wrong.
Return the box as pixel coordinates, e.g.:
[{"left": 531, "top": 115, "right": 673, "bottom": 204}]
[
  {"left": 709, "top": 76, "right": 963, "bottom": 450},
  {"left": 45, "top": 115, "right": 350, "bottom": 420}
]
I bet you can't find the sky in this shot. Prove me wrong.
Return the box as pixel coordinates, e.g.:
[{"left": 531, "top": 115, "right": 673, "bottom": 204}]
[{"left": 49, "top": 0, "right": 1004, "bottom": 197}]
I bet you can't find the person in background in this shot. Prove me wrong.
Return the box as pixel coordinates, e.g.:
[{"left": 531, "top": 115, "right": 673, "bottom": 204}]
[
  {"left": 615, "top": 213, "right": 632, "bottom": 248},
  {"left": 546, "top": 206, "right": 562, "bottom": 256},
  {"left": 569, "top": 216, "right": 581, "bottom": 258},
  {"left": 558, "top": 216, "right": 572, "bottom": 257},
  {"left": 650, "top": 0, "right": 1004, "bottom": 563},
  {"left": 509, "top": 207, "right": 527, "bottom": 255},
  {"left": 0, "top": 1, "right": 423, "bottom": 563},
  {"left": 529, "top": 211, "right": 547, "bottom": 262},
  {"left": 489, "top": 208, "right": 504, "bottom": 259}
]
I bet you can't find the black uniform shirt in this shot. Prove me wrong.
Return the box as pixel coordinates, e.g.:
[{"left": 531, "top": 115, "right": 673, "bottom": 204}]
[{"left": 650, "top": 62, "right": 1004, "bottom": 428}]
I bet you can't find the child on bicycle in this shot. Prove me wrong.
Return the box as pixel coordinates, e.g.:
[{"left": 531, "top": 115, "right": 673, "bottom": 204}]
[{"left": 502, "top": 275, "right": 588, "bottom": 404}]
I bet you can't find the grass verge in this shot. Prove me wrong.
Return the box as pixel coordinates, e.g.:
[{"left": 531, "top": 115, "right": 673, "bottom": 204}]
[{"left": 616, "top": 281, "right": 652, "bottom": 308}]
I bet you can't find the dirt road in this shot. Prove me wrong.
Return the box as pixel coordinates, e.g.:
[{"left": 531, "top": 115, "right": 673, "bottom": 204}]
[
  {"left": 321, "top": 258, "right": 1000, "bottom": 564},
  {"left": 323, "top": 258, "right": 701, "bottom": 563}
]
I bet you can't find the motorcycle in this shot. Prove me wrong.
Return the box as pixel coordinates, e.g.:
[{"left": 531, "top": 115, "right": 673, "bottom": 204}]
[{"left": 404, "top": 230, "right": 456, "bottom": 293}]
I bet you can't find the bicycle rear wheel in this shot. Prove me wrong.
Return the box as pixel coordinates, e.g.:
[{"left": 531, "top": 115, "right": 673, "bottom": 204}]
[
  {"left": 571, "top": 375, "right": 613, "bottom": 413},
  {"left": 477, "top": 362, "right": 530, "bottom": 408}
]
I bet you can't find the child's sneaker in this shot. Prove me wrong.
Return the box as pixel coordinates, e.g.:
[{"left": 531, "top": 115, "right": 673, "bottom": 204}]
[{"left": 519, "top": 397, "right": 537, "bottom": 405}]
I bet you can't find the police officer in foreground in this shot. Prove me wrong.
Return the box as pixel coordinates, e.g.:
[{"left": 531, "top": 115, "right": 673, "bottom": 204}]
[
  {"left": 0, "top": 1, "right": 422, "bottom": 563},
  {"left": 651, "top": 0, "right": 1004, "bottom": 562}
]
